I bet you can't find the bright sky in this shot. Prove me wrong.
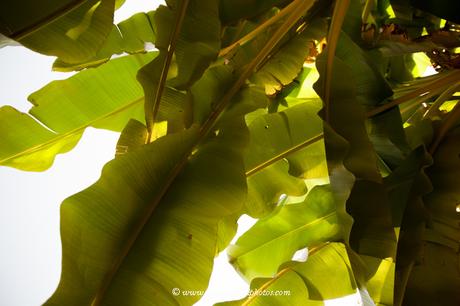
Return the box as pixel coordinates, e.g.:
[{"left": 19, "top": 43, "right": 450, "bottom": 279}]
[{"left": 0, "top": 1, "right": 364, "bottom": 305}]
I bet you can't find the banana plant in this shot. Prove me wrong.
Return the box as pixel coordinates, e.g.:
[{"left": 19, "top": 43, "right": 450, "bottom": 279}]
[{"left": 1, "top": 0, "right": 459, "bottom": 305}]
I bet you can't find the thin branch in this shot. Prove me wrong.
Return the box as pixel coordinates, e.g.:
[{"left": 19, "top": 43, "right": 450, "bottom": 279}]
[
  {"left": 399, "top": 85, "right": 448, "bottom": 118},
  {"left": 218, "top": 0, "right": 298, "bottom": 58},
  {"left": 323, "top": 0, "right": 351, "bottom": 123},
  {"left": 145, "top": 0, "right": 190, "bottom": 141},
  {"left": 366, "top": 70, "right": 460, "bottom": 117}
]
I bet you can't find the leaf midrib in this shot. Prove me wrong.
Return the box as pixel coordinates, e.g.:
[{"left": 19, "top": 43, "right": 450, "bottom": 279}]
[
  {"left": 10, "top": 0, "right": 87, "bottom": 40},
  {"left": 0, "top": 96, "right": 144, "bottom": 164},
  {"left": 240, "top": 243, "right": 330, "bottom": 305}
]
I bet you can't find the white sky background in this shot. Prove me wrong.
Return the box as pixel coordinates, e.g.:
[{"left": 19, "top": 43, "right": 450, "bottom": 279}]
[{"left": 0, "top": 1, "right": 364, "bottom": 305}]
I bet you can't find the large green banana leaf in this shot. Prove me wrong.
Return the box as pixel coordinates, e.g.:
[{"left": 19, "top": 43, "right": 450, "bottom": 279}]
[
  {"left": 0, "top": 0, "right": 120, "bottom": 63},
  {"left": 4, "top": 1, "right": 460, "bottom": 305},
  {"left": 0, "top": 52, "right": 187, "bottom": 171},
  {"left": 46, "top": 116, "right": 249, "bottom": 305},
  {"left": 228, "top": 185, "right": 340, "bottom": 281},
  {"left": 219, "top": 243, "right": 357, "bottom": 305},
  {"left": 43, "top": 0, "right": 319, "bottom": 297}
]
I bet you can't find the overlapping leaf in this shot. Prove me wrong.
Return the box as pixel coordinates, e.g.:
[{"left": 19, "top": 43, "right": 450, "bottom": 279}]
[
  {"left": 53, "top": 11, "right": 156, "bottom": 71},
  {"left": 0, "top": 52, "right": 189, "bottom": 171},
  {"left": 315, "top": 37, "right": 397, "bottom": 304},
  {"left": 335, "top": 31, "right": 409, "bottom": 168},
  {"left": 316, "top": 53, "right": 396, "bottom": 255},
  {"left": 46, "top": 116, "right": 249, "bottom": 305},
  {"left": 137, "top": 0, "right": 222, "bottom": 136},
  {"left": 0, "top": 106, "right": 82, "bottom": 171},
  {"left": 245, "top": 164, "right": 307, "bottom": 217},
  {"left": 382, "top": 146, "right": 432, "bottom": 306},
  {"left": 403, "top": 127, "right": 460, "bottom": 305},
  {"left": 244, "top": 100, "right": 327, "bottom": 217},
  {"left": 251, "top": 18, "right": 327, "bottom": 95},
  {"left": 44, "top": 0, "right": 324, "bottom": 301},
  {"left": 0, "top": 0, "right": 118, "bottom": 63},
  {"left": 0, "top": 53, "right": 159, "bottom": 171},
  {"left": 228, "top": 185, "right": 340, "bottom": 280},
  {"left": 219, "top": 243, "right": 357, "bottom": 305},
  {"left": 4, "top": 1, "right": 460, "bottom": 305}
]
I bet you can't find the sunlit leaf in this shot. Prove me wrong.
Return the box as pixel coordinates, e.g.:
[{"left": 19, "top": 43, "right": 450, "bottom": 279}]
[
  {"left": 251, "top": 18, "right": 327, "bottom": 96},
  {"left": 53, "top": 11, "right": 156, "bottom": 71},
  {"left": 0, "top": 0, "right": 116, "bottom": 63},
  {"left": 0, "top": 106, "right": 82, "bottom": 171},
  {"left": 220, "top": 243, "right": 357, "bottom": 305},
  {"left": 229, "top": 185, "right": 340, "bottom": 280},
  {"left": 0, "top": 53, "right": 167, "bottom": 171},
  {"left": 46, "top": 118, "right": 248, "bottom": 305},
  {"left": 244, "top": 100, "right": 326, "bottom": 217}
]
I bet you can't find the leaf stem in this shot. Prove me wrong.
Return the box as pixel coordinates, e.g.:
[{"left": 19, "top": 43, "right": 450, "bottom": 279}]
[
  {"left": 361, "top": 0, "right": 374, "bottom": 25},
  {"left": 323, "top": 0, "right": 350, "bottom": 123},
  {"left": 423, "top": 81, "right": 460, "bottom": 119},
  {"left": 145, "top": 0, "right": 190, "bottom": 141},
  {"left": 245, "top": 133, "right": 324, "bottom": 176},
  {"left": 366, "top": 70, "right": 460, "bottom": 117},
  {"left": 218, "top": 0, "right": 298, "bottom": 58}
]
